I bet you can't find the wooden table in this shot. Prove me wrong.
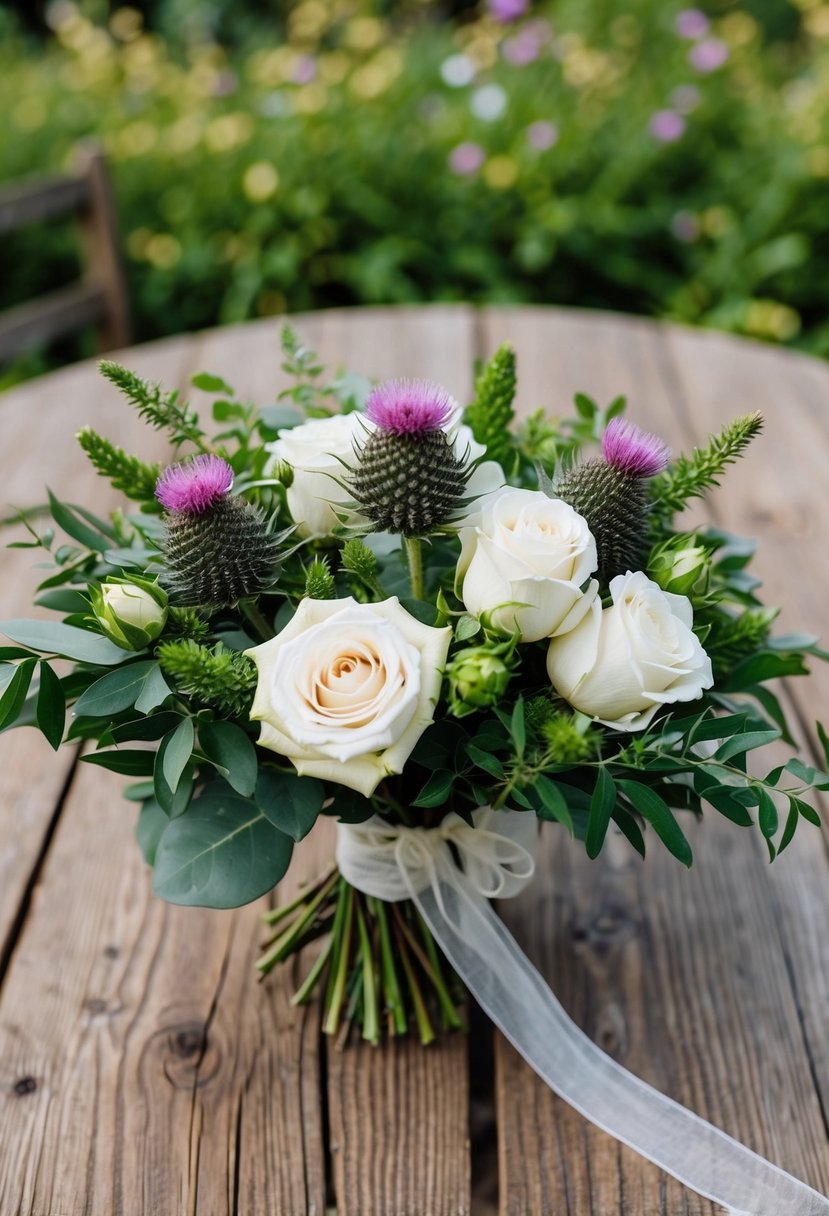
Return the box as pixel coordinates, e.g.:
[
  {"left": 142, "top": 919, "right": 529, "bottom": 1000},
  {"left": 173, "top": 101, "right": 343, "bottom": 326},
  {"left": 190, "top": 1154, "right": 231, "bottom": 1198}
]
[{"left": 0, "top": 305, "right": 827, "bottom": 1215}]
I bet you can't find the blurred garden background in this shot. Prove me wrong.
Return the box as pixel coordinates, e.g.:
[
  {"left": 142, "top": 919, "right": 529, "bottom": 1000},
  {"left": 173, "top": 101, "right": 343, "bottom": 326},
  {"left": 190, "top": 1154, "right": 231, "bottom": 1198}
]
[{"left": 2, "top": 0, "right": 829, "bottom": 386}]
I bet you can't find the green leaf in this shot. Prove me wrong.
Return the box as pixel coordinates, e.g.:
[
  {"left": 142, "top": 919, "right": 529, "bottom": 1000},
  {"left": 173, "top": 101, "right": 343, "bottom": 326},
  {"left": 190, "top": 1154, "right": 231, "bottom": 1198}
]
[
  {"left": 757, "top": 789, "right": 779, "bottom": 859},
  {"left": 0, "top": 619, "right": 127, "bottom": 666},
  {"left": 611, "top": 803, "right": 646, "bottom": 857},
  {"left": 82, "top": 749, "right": 157, "bottom": 776},
  {"left": 74, "top": 661, "right": 160, "bottom": 717},
  {"left": 256, "top": 769, "right": 325, "bottom": 842},
  {"left": 466, "top": 744, "right": 504, "bottom": 779},
  {"left": 617, "top": 780, "right": 693, "bottom": 867},
  {"left": 785, "top": 757, "right": 829, "bottom": 790},
  {"left": 789, "top": 795, "right": 821, "bottom": 828},
  {"left": 153, "top": 782, "right": 293, "bottom": 908},
  {"left": 34, "top": 589, "right": 90, "bottom": 614},
  {"left": 412, "top": 769, "right": 454, "bottom": 808},
  {"left": 511, "top": 699, "right": 526, "bottom": 760},
  {"left": 585, "top": 769, "right": 616, "bottom": 859},
  {"left": 697, "top": 780, "right": 754, "bottom": 827},
  {"left": 777, "top": 802, "right": 799, "bottom": 856},
  {"left": 136, "top": 797, "right": 168, "bottom": 866},
  {"left": 817, "top": 722, "right": 829, "bottom": 770},
  {"left": 160, "top": 718, "right": 194, "bottom": 796},
  {"left": 198, "top": 721, "right": 257, "bottom": 797},
  {"left": 134, "top": 665, "right": 173, "bottom": 713},
  {"left": 0, "top": 658, "right": 36, "bottom": 730},
  {"left": 713, "top": 730, "right": 780, "bottom": 764},
  {"left": 110, "top": 711, "right": 182, "bottom": 744},
  {"left": 36, "top": 661, "right": 65, "bottom": 749},
  {"left": 455, "top": 614, "right": 481, "bottom": 642},
  {"left": 192, "top": 371, "right": 235, "bottom": 394},
  {"left": 47, "top": 489, "right": 110, "bottom": 552},
  {"left": 532, "top": 775, "right": 574, "bottom": 834}
]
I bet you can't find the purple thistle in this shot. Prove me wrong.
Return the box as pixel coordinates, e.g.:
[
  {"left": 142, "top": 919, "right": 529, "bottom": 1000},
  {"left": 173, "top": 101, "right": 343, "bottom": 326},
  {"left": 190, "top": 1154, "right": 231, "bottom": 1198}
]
[
  {"left": 156, "top": 455, "right": 234, "bottom": 514},
  {"left": 601, "top": 418, "right": 670, "bottom": 478},
  {"left": 365, "top": 379, "right": 455, "bottom": 436}
]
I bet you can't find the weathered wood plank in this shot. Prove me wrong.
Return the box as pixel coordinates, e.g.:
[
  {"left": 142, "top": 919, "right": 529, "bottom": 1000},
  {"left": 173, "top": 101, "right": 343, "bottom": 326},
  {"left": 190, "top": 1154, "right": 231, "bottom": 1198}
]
[
  {"left": 0, "top": 337, "right": 196, "bottom": 971},
  {"left": 481, "top": 306, "right": 829, "bottom": 1212}
]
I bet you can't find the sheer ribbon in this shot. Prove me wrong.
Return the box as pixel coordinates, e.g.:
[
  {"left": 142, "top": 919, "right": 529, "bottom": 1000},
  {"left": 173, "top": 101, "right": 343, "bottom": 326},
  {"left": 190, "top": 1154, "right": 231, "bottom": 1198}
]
[{"left": 336, "top": 810, "right": 829, "bottom": 1216}]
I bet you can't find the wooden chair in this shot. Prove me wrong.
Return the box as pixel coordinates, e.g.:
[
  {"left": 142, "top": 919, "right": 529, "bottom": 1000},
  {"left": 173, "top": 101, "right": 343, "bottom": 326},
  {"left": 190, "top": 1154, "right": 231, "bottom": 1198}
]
[{"left": 0, "top": 143, "right": 130, "bottom": 364}]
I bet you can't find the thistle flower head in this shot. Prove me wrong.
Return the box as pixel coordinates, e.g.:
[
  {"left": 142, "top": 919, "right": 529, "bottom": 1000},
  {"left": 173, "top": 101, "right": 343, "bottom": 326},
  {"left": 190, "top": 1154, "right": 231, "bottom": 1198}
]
[
  {"left": 601, "top": 419, "right": 670, "bottom": 479},
  {"left": 156, "top": 455, "right": 233, "bottom": 514},
  {"left": 365, "top": 379, "right": 455, "bottom": 436}
]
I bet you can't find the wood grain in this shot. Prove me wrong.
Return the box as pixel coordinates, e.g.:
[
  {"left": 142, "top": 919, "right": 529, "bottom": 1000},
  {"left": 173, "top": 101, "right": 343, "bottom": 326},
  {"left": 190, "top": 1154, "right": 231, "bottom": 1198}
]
[{"left": 481, "top": 306, "right": 829, "bottom": 1213}]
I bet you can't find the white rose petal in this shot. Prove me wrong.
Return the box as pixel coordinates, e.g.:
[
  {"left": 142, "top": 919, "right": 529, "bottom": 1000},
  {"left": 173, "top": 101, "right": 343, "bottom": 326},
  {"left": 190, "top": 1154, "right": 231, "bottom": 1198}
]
[
  {"left": 547, "top": 570, "right": 713, "bottom": 730},
  {"left": 267, "top": 413, "right": 366, "bottom": 538},
  {"left": 247, "top": 597, "right": 451, "bottom": 798},
  {"left": 456, "top": 487, "right": 599, "bottom": 642}
]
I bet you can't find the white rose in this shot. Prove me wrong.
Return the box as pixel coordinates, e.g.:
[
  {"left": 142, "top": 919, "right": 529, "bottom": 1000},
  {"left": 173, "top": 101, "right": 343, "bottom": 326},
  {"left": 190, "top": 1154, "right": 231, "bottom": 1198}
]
[
  {"left": 546, "top": 570, "right": 713, "bottom": 731},
  {"left": 247, "top": 596, "right": 451, "bottom": 797},
  {"left": 456, "top": 488, "right": 599, "bottom": 643},
  {"left": 268, "top": 413, "right": 366, "bottom": 538}
]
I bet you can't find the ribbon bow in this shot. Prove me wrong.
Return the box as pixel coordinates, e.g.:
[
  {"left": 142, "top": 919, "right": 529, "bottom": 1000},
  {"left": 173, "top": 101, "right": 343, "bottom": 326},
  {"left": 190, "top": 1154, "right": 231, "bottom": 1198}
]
[
  {"left": 335, "top": 808, "right": 829, "bottom": 1216},
  {"left": 336, "top": 805, "right": 536, "bottom": 909}
]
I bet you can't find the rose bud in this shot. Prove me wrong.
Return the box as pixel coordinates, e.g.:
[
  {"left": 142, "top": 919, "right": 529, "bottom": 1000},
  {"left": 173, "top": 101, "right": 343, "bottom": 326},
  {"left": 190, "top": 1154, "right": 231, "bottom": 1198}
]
[{"left": 91, "top": 576, "right": 168, "bottom": 650}]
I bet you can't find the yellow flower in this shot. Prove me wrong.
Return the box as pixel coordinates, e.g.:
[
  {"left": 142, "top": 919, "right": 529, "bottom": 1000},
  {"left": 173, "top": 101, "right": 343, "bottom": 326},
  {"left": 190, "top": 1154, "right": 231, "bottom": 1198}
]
[{"left": 243, "top": 162, "right": 280, "bottom": 202}]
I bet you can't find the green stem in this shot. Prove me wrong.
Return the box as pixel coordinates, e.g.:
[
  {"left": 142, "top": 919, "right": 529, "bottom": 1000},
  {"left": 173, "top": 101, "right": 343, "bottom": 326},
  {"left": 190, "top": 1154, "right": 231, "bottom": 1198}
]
[
  {"left": 356, "top": 900, "right": 380, "bottom": 1044},
  {"left": 415, "top": 909, "right": 465, "bottom": 1032},
  {"left": 395, "top": 905, "right": 464, "bottom": 1032},
  {"left": 404, "top": 536, "right": 425, "bottom": 601},
  {"left": 291, "top": 933, "right": 335, "bottom": 1006},
  {"left": 239, "top": 598, "right": 273, "bottom": 643},
  {"left": 262, "top": 866, "right": 336, "bottom": 927},
  {"left": 323, "top": 883, "right": 355, "bottom": 1036},
  {"left": 370, "top": 897, "right": 407, "bottom": 1036},
  {"left": 394, "top": 917, "right": 435, "bottom": 1046},
  {"left": 256, "top": 873, "right": 339, "bottom": 972}
]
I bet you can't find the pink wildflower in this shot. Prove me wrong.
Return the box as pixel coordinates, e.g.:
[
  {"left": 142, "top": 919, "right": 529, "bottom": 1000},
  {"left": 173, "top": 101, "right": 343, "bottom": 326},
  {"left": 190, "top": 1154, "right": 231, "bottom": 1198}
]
[
  {"left": 365, "top": 380, "right": 455, "bottom": 436},
  {"left": 488, "top": 0, "right": 529, "bottom": 22},
  {"left": 676, "top": 9, "right": 710, "bottom": 39},
  {"left": 649, "top": 110, "right": 686, "bottom": 142},
  {"left": 689, "top": 38, "right": 729, "bottom": 72},
  {"left": 602, "top": 418, "right": 670, "bottom": 478},
  {"left": 156, "top": 455, "right": 234, "bottom": 514},
  {"left": 449, "top": 142, "right": 485, "bottom": 175}
]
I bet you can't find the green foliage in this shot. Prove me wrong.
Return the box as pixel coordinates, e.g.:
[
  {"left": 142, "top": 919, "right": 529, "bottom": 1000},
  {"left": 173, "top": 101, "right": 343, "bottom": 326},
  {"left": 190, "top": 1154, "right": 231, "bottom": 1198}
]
[
  {"left": 650, "top": 413, "right": 764, "bottom": 526},
  {"left": 465, "top": 344, "right": 517, "bottom": 467},
  {"left": 304, "top": 556, "right": 336, "bottom": 599},
  {"left": 156, "top": 638, "right": 258, "bottom": 717},
  {"left": 76, "top": 427, "right": 161, "bottom": 504},
  {"left": 9, "top": 1, "right": 829, "bottom": 376},
  {"left": 166, "top": 606, "right": 211, "bottom": 642},
  {"left": 98, "top": 361, "right": 205, "bottom": 449}
]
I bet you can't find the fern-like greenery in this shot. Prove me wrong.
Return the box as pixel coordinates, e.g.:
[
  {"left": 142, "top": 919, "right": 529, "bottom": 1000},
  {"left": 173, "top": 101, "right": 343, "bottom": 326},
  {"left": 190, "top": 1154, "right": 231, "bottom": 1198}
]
[
  {"left": 156, "top": 639, "right": 258, "bottom": 717},
  {"left": 165, "top": 606, "right": 211, "bottom": 642},
  {"left": 464, "top": 344, "right": 516, "bottom": 467},
  {"left": 650, "top": 412, "right": 763, "bottom": 526},
  {"left": 98, "top": 361, "right": 205, "bottom": 449},
  {"left": 702, "top": 606, "right": 778, "bottom": 678},
  {"left": 76, "top": 427, "right": 161, "bottom": 504}
]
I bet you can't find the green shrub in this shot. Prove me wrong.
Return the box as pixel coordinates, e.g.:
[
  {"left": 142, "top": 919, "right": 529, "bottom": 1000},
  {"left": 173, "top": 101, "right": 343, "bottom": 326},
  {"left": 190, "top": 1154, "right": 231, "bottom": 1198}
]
[{"left": 2, "top": 0, "right": 829, "bottom": 371}]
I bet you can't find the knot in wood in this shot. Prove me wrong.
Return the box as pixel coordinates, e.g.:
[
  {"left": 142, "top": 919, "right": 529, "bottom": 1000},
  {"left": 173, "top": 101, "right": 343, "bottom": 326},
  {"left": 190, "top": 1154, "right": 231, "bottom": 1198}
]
[{"left": 13, "top": 1075, "right": 38, "bottom": 1096}]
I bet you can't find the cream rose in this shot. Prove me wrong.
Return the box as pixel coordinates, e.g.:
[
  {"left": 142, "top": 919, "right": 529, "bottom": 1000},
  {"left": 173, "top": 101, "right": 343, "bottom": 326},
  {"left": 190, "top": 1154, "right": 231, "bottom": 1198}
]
[
  {"left": 546, "top": 570, "right": 713, "bottom": 730},
  {"left": 246, "top": 597, "right": 451, "bottom": 797},
  {"left": 456, "top": 488, "right": 599, "bottom": 643},
  {"left": 268, "top": 413, "right": 366, "bottom": 538}
]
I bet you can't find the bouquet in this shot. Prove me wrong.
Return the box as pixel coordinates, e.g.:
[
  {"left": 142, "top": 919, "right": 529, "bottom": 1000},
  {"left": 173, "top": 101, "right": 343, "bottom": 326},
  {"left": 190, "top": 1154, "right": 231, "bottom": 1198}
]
[{"left": 3, "top": 327, "right": 828, "bottom": 1211}]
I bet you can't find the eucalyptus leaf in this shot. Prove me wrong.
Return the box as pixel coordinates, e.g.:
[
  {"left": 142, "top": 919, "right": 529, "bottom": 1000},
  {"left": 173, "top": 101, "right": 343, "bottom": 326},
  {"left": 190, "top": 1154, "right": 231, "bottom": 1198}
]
[
  {"left": 256, "top": 769, "right": 325, "bottom": 841},
  {"left": 160, "top": 718, "right": 195, "bottom": 795},
  {"left": 198, "top": 720, "right": 257, "bottom": 797},
  {"left": 136, "top": 797, "right": 169, "bottom": 865},
  {"left": 0, "top": 658, "right": 36, "bottom": 730},
  {"left": 0, "top": 619, "right": 127, "bottom": 666},
  {"left": 74, "top": 661, "right": 160, "bottom": 718},
  {"left": 152, "top": 782, "right": 293, "bottom": 908}
]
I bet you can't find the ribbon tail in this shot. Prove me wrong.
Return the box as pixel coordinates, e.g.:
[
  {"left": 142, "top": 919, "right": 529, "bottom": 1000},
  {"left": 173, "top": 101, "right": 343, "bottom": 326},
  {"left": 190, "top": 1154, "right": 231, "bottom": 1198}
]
[{"left": 414, "top": 877, "right": 829, "bottom": 1216}]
